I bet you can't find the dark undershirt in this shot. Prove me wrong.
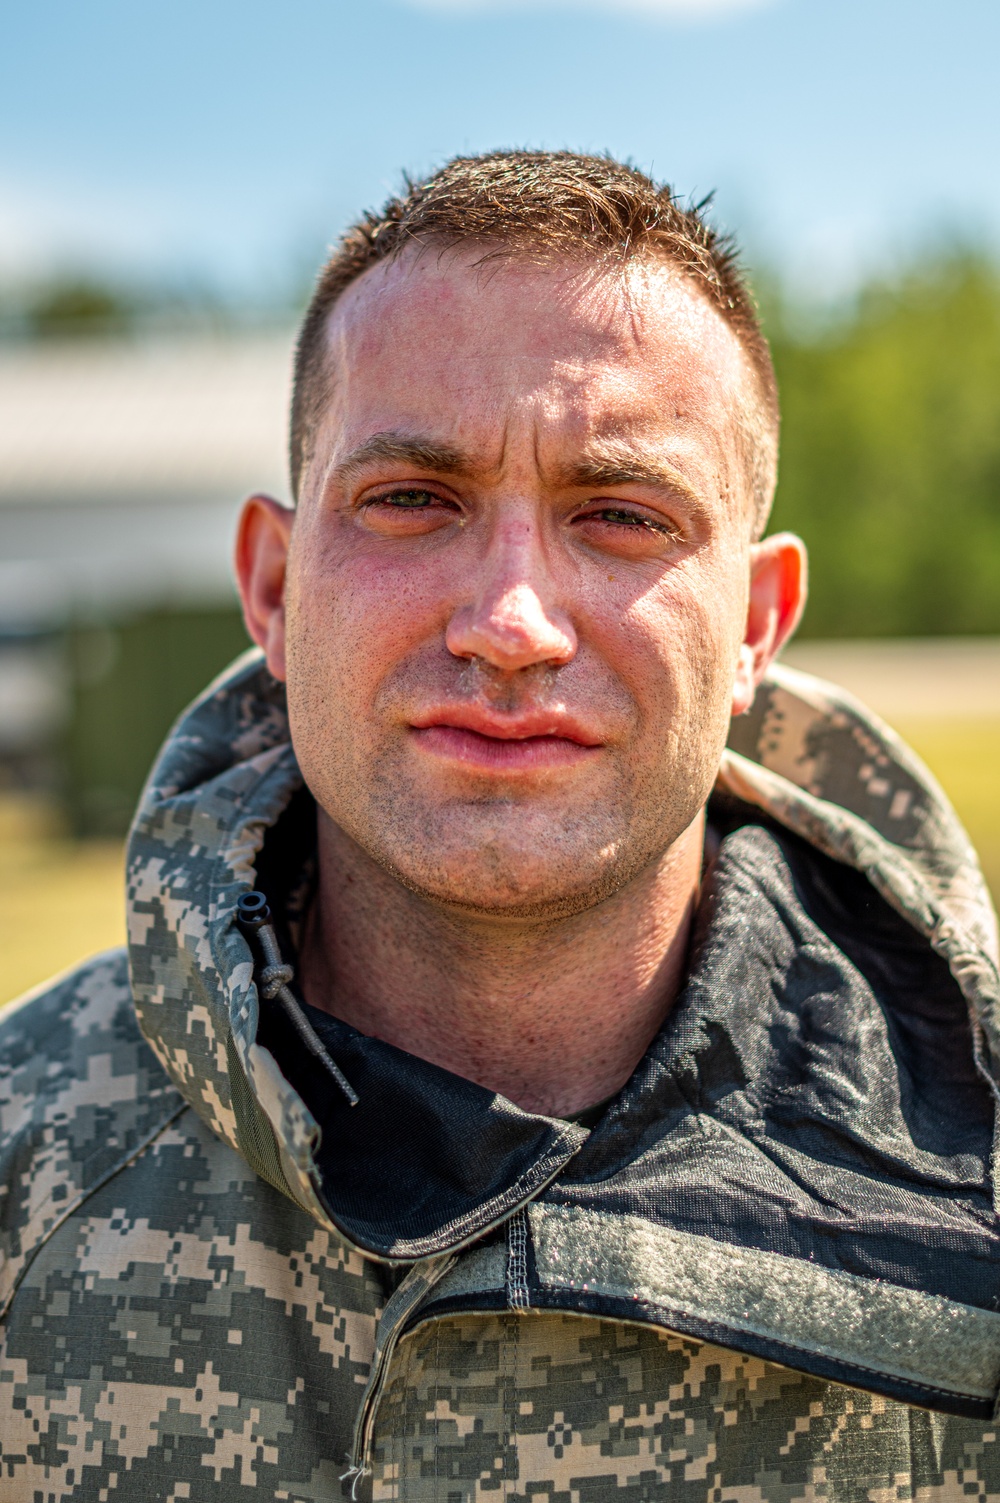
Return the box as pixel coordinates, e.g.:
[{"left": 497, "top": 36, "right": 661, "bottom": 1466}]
[{"left": 561, "top": 1095, "right": 618, "bottom": 1130}]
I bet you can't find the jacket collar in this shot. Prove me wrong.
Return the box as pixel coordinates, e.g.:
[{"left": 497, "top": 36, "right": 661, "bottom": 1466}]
[{"left": 126, "top": 650, "right": 1000, "bottom": 1255}]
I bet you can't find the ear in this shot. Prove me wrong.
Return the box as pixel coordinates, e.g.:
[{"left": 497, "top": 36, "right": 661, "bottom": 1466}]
[
  {"left": 234, "top": 494, "right": 295, "bottom": 682},
  {"left": 731, "top": 532, "right": 808, "bottom": 717}
]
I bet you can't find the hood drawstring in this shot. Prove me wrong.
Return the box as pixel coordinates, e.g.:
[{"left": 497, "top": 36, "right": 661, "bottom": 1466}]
[{"left": 236, "top": 890, "right": 359, "bottom": 1108}]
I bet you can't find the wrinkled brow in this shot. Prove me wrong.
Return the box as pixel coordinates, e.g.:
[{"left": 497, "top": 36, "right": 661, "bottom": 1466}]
[
  {"left": 560, "top": 451, "right": 702, "bottom": 503},
  {"left": 332, "top": 431, "right": 468, "bottom": 483},
  {"left": 330, "top": 430, "right": 703, "bottom": 506}
]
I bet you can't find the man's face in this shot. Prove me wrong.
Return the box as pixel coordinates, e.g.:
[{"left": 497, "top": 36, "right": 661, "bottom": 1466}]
[{"left": 277, "top": 250, "right": 763, "bottom": 918}]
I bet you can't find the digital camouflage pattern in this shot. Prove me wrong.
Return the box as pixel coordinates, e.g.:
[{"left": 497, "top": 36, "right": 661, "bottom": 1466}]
[
  {"left": 2, "top": 650, "right": 999, "bottom": 1501},
  {"left": 0, "top": 953, "right": 394, "bottom": 1498},
  {"left": 373, "top": 1313, "right": 1000, "bottom": 1503}
]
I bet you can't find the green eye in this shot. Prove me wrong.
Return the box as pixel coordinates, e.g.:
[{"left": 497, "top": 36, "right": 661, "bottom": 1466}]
[
  {"left": 580, "top": 506, "right": 680, "bottom": 541},
  {"left": 383, "top": 489, "right": 435, "bottom": 507},
  {"left": 600, "top": 508, "right": 646, "bottom": 526}
]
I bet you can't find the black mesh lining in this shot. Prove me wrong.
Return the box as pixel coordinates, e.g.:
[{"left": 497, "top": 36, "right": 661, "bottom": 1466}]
[
  {"left": 554, "top": 824, "right": 998, "bottom": 1307},
  {"left": 254, "top": 794, "right": 998, "bottom": 1298},
  {"left": 256, "top": 994, "right": 583, "bottom": 1259}
]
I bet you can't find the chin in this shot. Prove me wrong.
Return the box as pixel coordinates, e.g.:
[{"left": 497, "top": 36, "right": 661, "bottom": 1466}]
[{"left": 375, "top": 839, "right": 634, "bottom": 921}]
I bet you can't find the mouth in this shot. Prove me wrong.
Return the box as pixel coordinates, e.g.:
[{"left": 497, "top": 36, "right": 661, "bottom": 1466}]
[{"left": 408, "top": 708, "right": 603, "bottom": 773}]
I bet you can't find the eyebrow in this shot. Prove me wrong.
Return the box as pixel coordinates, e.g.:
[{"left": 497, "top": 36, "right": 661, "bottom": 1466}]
[
  {"left": 558, "top": 447, "right": 704, "bottom": 508},
  {"left": 331, "top": 431, "right": 469, "bottom": 485},
  {"left": 330, "top": 429, "right": 703, "bottom": 508}
]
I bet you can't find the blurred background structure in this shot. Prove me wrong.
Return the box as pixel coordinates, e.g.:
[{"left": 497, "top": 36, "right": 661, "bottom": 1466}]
[
  {"left": 0, "top": 333, "right": 286, "bottom": 829},
  {"left": 2, "top": 0, "right": 999, "bottom": 1002}
]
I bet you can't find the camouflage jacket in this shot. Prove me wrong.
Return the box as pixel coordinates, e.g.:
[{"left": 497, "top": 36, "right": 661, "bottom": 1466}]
[{"left": 3, "top": 650, "right": 1000, "bottom": 1503}]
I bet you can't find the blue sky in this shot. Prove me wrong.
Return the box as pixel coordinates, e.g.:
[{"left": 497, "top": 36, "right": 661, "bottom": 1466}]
[{"left": 2, "top": 0, "right": 998, "bottom": 298}]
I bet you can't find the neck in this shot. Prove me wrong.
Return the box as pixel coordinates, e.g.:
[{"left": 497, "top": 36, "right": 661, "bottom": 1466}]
[{"left": 299, "top": 812, "right": 705, "bottom": 1118}]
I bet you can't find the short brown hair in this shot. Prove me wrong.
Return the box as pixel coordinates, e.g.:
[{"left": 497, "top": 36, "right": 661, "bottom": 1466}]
[{"left": 290, "top": 150, "right": 778, "bottom": 531}]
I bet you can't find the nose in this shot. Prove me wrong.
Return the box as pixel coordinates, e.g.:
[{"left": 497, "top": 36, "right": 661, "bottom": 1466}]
[{"left": 445, "top": 523, "right": 577, "bottom": 672}]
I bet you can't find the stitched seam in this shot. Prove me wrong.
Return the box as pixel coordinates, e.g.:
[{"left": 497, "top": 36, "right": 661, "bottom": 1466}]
[
  {"left": 538, "top": 1285, "right": 997, "bottom": 1404},
  {"left": 502, "top": 1311, "right": 516, "bottom": 1499},
  {"left": 433, "top": 1315, "right": 441, "bottom": 1503},
  {"left": 506, "top": 1210, "right": 529, "bottom": 1311},
  {"left": 396, "top": 1313, "right": 414, "bottom": 1503},
  {"left": 0, "top": 1097, "right": 188, "bottom": 1321},
  {"left": 510, "top": 1310, "right": 520, "bottom": 1499},
  {"left": 409, "top": 1284, "right": 1000, "bottom": 1408}
]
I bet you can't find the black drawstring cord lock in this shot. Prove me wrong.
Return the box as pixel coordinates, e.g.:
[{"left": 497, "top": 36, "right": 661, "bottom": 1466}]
[{"left": 236, "top": 890, "right": 359, "bottom": 1107}]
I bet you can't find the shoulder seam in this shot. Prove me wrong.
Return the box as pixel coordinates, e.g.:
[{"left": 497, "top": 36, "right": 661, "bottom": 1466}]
[
  {"left": 0, "top": 946, "right": 130, "bottom": 1031},
  {"left": 0, "top": 1097, "right": 189, "bottom": 1322}
]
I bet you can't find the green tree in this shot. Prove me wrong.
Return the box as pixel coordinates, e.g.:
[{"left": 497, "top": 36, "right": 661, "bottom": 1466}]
[
  {"left": 769, "top": 255, "right": 1000, "bottom": 637},
  {"left": 25, "top": 278, "right": 136, "bottom": 339}
]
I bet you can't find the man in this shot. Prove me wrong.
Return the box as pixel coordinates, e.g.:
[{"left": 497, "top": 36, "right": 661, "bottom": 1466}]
[{"left": 1, "top": 151, "right": 999, "bottom": 1502}]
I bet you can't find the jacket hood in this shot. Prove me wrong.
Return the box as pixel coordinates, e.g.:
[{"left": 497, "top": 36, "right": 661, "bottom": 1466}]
[{"left": 126, "top": 648, "right": 1000, "bottom": 1260}]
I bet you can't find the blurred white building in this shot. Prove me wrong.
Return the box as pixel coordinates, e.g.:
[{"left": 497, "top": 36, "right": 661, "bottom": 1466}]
[
  {"left": 0, "top": 333, "right": 293, "bottom": 754},
  {"left": 0, "top": 332, "right": 292, "bottom": 626}
]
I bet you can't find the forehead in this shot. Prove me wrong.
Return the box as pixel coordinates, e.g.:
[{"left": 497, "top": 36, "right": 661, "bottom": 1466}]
[{"left": 314, "top": 247, "right": 751, "bottom": 464}]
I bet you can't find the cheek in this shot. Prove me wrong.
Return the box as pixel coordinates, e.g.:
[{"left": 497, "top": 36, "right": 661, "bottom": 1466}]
[
  {"left": 614, "top": 555, "right": 749, "bottom": 726},
  {"left": 285, "top": 527, "right": 451, "bottom": 707}
]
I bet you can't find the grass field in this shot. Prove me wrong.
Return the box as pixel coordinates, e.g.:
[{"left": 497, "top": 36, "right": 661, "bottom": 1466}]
[
  {"left": 0, "top": 798, "right": 126, "bottom": 1007},
  {"left": 1, "top": 714, "right": 997, "bottom": 1010},
  {"left": 898, "top": 718, "right": 1000, "bottom": 904}
]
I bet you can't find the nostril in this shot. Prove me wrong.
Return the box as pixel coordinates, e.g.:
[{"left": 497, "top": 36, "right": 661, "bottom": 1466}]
[{"left": 445, "top": 579, "right": 577, "bottom": 671}]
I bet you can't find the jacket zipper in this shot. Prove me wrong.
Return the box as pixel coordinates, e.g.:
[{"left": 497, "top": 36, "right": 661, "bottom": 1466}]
[
  {"left": 343, "top": 1206, "right": 536, "bottom": 1492},
  {"left": 342, "top": 1251, "right": 457, "bottom": 1495}
]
